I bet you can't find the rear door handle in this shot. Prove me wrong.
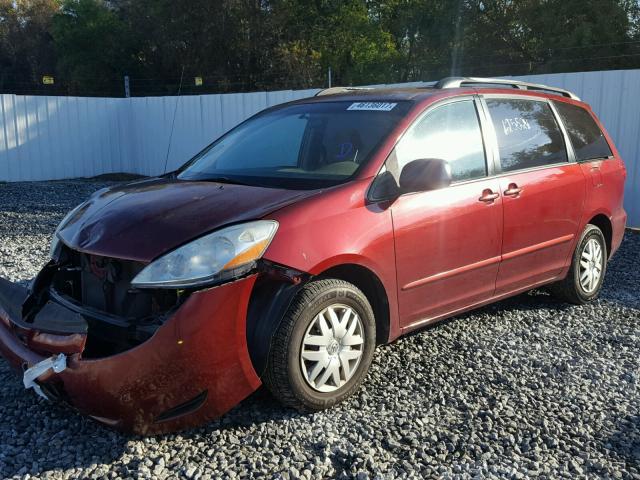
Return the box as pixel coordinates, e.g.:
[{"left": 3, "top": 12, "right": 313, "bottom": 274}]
[
  {"left": 479, "top": 189, "right": 500, "bottom": 203},
  {"left": 504, "top": 183, "right": 522, "bottom": 196}
]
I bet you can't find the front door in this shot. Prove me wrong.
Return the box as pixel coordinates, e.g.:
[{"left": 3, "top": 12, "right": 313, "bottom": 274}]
[
  {"left": 389, "top": 98, "right": 504, "bottom": 328},
  {"left": 481, "top": 97, "right": 586, "bottom": 294}
]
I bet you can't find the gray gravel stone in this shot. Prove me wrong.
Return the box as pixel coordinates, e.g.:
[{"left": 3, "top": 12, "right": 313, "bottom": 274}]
[{"left": 0, "top": 180, "right": 639, "bottom": 479}]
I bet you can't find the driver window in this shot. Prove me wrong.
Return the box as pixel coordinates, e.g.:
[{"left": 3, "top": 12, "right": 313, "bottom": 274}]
[{"left": 395, "top": 100, "right": 487, "bottom": 182}]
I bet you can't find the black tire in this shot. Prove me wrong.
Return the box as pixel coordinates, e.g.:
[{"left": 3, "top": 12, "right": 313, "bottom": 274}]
[
  {"left": 263, "top": 279, "right": 376, "bottom": 411},
  {"left": 549, "top": 224, "right": 607, "bottom": 305}
]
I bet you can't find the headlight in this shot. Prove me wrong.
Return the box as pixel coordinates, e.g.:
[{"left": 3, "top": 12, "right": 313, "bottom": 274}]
[
  {"left": 49, "top": 203, "right": 86, "bottom": 258},
  {"left": 131, "top": 220, "right": 279, "bottom": 288}
]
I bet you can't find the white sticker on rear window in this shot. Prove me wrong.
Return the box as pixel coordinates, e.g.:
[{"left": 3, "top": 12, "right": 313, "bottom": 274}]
[
  {"left": 347, "top": 102, "right": 397, "bottom": 112},
  {"left": 502, "top": 117, "right": 531, "bottom": 136}
]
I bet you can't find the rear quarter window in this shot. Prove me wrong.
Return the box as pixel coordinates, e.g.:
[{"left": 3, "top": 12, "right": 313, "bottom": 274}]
[
  {"left": 485, "top": 98, "right": 568, "bottom": 172},
  {"left": 553, "top": 102, "right": 613, "bottom": 162}
]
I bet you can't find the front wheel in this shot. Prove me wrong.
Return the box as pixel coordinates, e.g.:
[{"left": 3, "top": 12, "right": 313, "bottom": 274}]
[
  {"left": 263, "top": 279, "right": 376, "bottom": 411},
  {"left": 550, "top": 224, "right": 607, "bottom": 304}
]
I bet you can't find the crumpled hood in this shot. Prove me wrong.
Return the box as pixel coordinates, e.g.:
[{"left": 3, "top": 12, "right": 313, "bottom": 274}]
[{"left": 57, "top": 178, "right": 319, "bottom": 262}]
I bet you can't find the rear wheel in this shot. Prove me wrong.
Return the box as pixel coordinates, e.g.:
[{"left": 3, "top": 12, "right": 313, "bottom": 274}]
[
  {"left": 550, "top": 224, "right": 607, "bottom": 304},
  {"left": 264, "top": 279, "right": 376, "bottom": 411}
]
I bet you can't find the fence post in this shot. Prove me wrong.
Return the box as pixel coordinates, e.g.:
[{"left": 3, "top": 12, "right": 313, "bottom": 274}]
[{"left": 124, "top": 75, "right": 131, "bottom": 98}]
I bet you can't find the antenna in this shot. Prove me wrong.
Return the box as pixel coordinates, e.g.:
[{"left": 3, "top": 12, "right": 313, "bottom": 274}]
[{"left": 163, "top": 66, "right": 186, "bottom": 174}]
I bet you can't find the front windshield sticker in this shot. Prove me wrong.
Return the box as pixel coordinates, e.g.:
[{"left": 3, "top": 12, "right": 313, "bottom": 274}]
[{"left": 347, "top": 102, "right": 397, "bottom": 112}]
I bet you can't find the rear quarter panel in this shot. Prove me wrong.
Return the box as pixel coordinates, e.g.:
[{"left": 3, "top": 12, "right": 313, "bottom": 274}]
[{"left": 578, "top": 107, "right": 627, "bottom": 256}]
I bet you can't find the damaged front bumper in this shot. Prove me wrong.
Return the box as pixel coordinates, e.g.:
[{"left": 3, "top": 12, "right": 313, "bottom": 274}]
[{"left": 0, "top": 275, "right": 261, "bottom": 435}]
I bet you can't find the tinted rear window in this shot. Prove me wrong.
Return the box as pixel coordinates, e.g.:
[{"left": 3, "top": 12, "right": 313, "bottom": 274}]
[
  {"left": 486, "top": 98, "right": 568, "bottom": 172},
  {"left": 554, "top": 102, "right": 612, "bottom": 162}
]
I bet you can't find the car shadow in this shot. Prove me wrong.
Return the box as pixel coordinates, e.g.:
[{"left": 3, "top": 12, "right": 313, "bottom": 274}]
[
  {"left": 0, "top": 372, "right": 131, "bottom": 477},
  {"left": 2, "top": 233, "right": 638, "bottom": 477},
  {"left": 0, "top": 284, "right": 630, "bottom": 478},
  {"left": 399, "top": 288, "right": 573, "bottom": 341},
  {"left": 601, "top": 414, "right": 640, "bottom": 471},
  {"left": 0, "top": 358, "right": 308, "bottom": 478}
]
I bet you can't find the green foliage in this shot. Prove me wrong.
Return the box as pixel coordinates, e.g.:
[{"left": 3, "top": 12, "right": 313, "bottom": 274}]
[
  {"left": 0, "top": 0, "right": 59, "bottom": 89},
  {"left": 1, "top": 0, "right": 639, "bottom": 96},
  {"left": 271, "top": 0, "right": 399, "bottom": 86},
  {"left": 51, "top": 0, "right": 134, "bottom": 94},
  {"left": 462, "top": 0, "right": 639, "bottom": 75}
]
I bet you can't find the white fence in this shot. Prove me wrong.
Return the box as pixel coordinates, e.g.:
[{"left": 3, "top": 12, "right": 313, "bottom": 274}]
[
  {"left": 0, "top": 88, "right": 319, "bottom": 181},
  {"left": 0, "top": 70, "right": 639, "bottom": 227}
]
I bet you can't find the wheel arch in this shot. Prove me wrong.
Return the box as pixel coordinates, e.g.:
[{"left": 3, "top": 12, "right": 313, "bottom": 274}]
[
  {"left": 316, "top": 263, "right": 391, "bottom": 346},
  {"left": 246, "top": 261, "right": 393, "bottom": 377},
  {"left": 246, "top": 266, "right": 309, "bottom": 378},
  {"left": 587, "top": 213, "right": 613, "bottom": 256}
]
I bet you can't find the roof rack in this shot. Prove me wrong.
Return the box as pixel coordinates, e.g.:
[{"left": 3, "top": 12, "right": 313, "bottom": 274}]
[
  {"left": 315, "top": 86, "right": 373, "bottom": 96},
  {"left": 434, "top": 77, "right": 580, "bottom": 101}
]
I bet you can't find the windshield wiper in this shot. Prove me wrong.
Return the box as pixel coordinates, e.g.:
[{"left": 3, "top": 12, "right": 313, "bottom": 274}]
[{"left": 200, "top": 176, "right": 253, "bottom": 186}]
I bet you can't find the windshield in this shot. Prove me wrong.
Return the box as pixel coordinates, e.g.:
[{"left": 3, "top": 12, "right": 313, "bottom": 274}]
[{"left": 177, "top": 101, "right": 411, "bottom": 189}]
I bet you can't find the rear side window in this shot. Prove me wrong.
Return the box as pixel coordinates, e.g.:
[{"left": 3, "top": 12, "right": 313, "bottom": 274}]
[
  {"left": 554, "top": 102, "right": 613, "bottom": 161},
  {"left": 486, "top": 98, "right": 568, "bottom": 172},
  {"left": 394, "top": 99, "right": 487, "bottom": 182}
]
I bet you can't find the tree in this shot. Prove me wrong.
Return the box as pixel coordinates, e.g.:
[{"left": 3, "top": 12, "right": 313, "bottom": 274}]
[
  {"left": 109, "top": 0, "right": 280, "bottom": 93},
  {"left": 271, "top": 0, "right": 399, "bottom": 87},
  {"left": 52, "top": 0, "right": 135, "bottom": 95},
  {"left": 461, "top": 0, "right": 640, "bottom": 76},
  {"left": 2, "top": 0, "right": 640, "bottom": 96},
  {"left": 0, "top": 0, "right": 59, "bottom": 91},
  {"left": 374, "top": 0, "right": 464, "bottom": 81}
]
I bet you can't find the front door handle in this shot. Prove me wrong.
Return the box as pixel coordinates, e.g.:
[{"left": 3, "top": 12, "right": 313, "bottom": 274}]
[
  {"left": 504, "top": 183, "right": 522, "bottom": 196},
  {"left": 479, "top": 189, "right": 500, "bottom": 203}
]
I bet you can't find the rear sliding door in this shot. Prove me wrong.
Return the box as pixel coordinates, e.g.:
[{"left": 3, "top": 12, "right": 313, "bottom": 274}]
[{"left": 481, "top": 96, "right": 586, "bottom": 295}]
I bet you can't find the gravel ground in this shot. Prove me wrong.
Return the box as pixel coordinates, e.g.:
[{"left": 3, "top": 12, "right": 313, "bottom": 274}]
[{"left": 0, "top": 180, "right": 639, "bottom": 480}]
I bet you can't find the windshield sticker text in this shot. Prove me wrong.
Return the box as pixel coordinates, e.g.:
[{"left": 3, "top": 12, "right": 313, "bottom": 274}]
[{"left": 347, "top": 102, "right": 397, "bottom": 112}]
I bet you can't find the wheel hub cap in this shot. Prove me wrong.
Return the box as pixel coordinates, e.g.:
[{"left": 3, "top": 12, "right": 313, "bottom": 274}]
[
  {"left": 327, "top": 339, "right": 340, "bottom": 356},
  {"left": 579, "top": 238, "right": 604, "bottom": 293},
  {"left": 300, "top": 304, "right": 365, "bottom": 393}
]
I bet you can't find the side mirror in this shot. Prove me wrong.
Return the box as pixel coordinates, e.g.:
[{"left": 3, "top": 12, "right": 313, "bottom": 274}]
[
  {"left": 368, "top": 170, "right": 400, "bottom": 202},
  {"left": 399, "top": 158, "right": 452, "bottom": 194}
]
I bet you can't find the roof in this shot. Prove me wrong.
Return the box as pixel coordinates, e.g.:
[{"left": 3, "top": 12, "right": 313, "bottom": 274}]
[
  {"left": 301, "top": 87, "right": 439, "bottom": 103},
  {"left": 304, "top": 77, "right": 581, "bottom": 104}
]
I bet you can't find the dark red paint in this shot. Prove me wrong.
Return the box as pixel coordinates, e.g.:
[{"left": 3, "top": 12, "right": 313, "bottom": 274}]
[
  {"left": 58, "top": 178, "right": 320, "bottom": 262},
  {"left": 0, "top": 86, "right": 627, "bottom": 434},
  {"left": 0, "top": 276, "right": 260, "bottom": 434}
]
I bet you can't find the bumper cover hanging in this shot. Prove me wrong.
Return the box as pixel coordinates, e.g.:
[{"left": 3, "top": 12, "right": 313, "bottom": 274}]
[{"left": 0, "top": 275, "right": 262, "bottom": 434}]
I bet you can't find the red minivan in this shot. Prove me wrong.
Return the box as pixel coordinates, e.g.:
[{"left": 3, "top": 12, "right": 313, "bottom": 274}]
[{"left": 0, "top": 77, "right": 627, "bottom": 434}]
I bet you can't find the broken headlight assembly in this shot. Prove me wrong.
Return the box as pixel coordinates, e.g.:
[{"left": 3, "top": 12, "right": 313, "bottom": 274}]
[
  {"left": 131, "top": 220, "right": 279, "bottom": 289},
  {"left": 49, "top": 202, "right": 86, "bottom": 259}
]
